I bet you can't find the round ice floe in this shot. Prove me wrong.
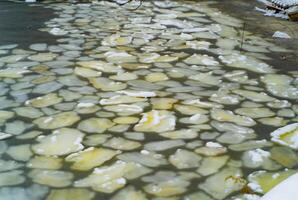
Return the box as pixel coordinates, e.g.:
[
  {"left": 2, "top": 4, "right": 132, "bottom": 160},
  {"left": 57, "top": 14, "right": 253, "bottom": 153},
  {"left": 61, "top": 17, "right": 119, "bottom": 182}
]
[
  {"left": 78, "top": 118, "right": 114, "bottom": 133},
  {"left": 134, "top": 110, "right": 176, "bottom": 133},
  {"left": 0, "top": 170, "right": 25, "bottom": 187},
  {"left": 33, "top": 112, "right": 80, "bottom": 129},
  {"left": 28, "top": 169, "right": 73, "bottom": 187},
  {"left": 66, "top": 147, "right": 120, "bottom": 171},
  {"left": 169, "top": 149, "right": 202, "bottom": 169},
  {"left": 32, "top": 128, "right": 84, "bottom": 156},
  {"left": 27, "top": 156, "right": 63, "bottom": 170},
  {"left": 211, "top": 109, "right": 256, "bottom": 127},
  {"left": 47, "top": 188, "right": 95, "bottom": 200}
]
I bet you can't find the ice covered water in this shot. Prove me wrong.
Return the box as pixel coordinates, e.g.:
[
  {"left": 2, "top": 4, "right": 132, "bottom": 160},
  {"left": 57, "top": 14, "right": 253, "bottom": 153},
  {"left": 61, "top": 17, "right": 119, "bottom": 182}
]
[{"left": 0, "top": 0, "right": 297, "bottom": 200}]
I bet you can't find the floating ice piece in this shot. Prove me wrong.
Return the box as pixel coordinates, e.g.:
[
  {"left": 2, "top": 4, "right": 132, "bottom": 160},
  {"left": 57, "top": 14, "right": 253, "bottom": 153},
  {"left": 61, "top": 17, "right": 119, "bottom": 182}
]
[
  {"left": 199, "top": 167, "right": 245, "bottom": 199},
  {"left": 190, "top": 72, "right": 222, "bottom": 85},
  {"left": 89, "top": 77, "right": 127, "bottom": 91},
  {"left": 210, "top": 91, "right": 240, "bottom": 105},
  {"left": 7, "top": 144, "right": 32, "bottom": 161},
  {"left": 75, "top": 67, "right": 101, "bottom": 78},
  {"left": 144, "top": 140, "right": 185, "bottom": 152},
  {"left": 258, "top": 117, "right": 288, "bottom": 127},
  {"left": 195, "top": 143, "right": 227, "bottom": 156},
  {"left": 134, "top": 110, "right": 176, "bottom": 133},
  {"left": 151, "top": 98, "right": 178, "bottom": 110},
  {"left": 270, "top": 146, "right": 298, "bottom": 167},
  {"left": 32, "top": 128, "right": 84, "bottom": 156},
  {"left": 174, "top": 104, "right": 209, "bottom": 115},
  {"left": 110, "top": 72, "right": 137, "bottom": 81},
  {"left": 242, "top": 149, "right": 278, "bottom": 169},
  {"left": 233, "top": 89, "right": 276, "bottom": 102},
  {"left": 219, "top": 53, "right": 275, "bottom": 73},
  {"left": 272, "top": 31, "right": 291, "bottom": 38},
  {"left": 13, "top": 107, "right": 43, "bottom": 119},
  {"left": 0, "top": 159, "right": 23, "bottom": 172},
  {"left": 0, "top": 111, "right": 14, "bottom": 123},
  {"left": 0, "top": 170, "right": 25, "bottom": 187},
  {"left": 66, "top": 147, "right": 120, "bottom": 171},
  {"left": 27, "top": 156, "right": 63, "bottom": 170},
  {"left": 105, "top": 51, "right": 137, "bottom": 63},
  {"left": 111, "top": 186, "right": 148, "bottom": 200},
  {"left": 155, "top": 19, "right": 194, "bottom": 29},
  {"left": 185, "top": 54, "right": 219, "bottom": 66},
  {"left": 33, "top": 112, "right": 80, "bottom": 129},
  {"left": 28, "top": 53, "right": 57, "bottom": 62},
  {"left": 117, "top": 90, "right": 156, "bottom": 97},
  {"left": 28, "top": 169, "right": 73, "bottom": 187},
  {"left": 100, "top": 95, "right": 146, "bottom": 105},
  {"left": 235, "top": 107, "right": 275, "bottom": 118},
  {"left": 145, "top": 72, "right": 169, "bottom": 82},
  {"left": 46, "top": 188, "right": 95, "bottom": 200},
  {"left": 78, "top": 118, "right": 114, "bottom": 133},
  {"left": 77, "top": 102, "right": 95, "bottom": 108},
  {"left": 211, "top": 109, "right": 256, "bottom": 127},
  {"left": 77, "top": 61, "right": 122, "bottom": 73},
  {"left": 197, "top": 155, "right": 229, "bottom": 176},
  {"left": 0, "top": 132, "right": 12, "bottom": 140},
  {"left": 29, "top": 43, "right": 47, "bottom": 51},
  {"left": 169, "top": 149, "right": 202, "bottom": 169},
  {"left": 180, "top": 113, "right": 209, "bottom": 125},
  {"left": 26, "top": 93, "right": 62, "bottom": 108},
  {"left": 74, "top": 161, "right": 130, "bottom": 193},
  {"left": 0, "top": 69, "right": 29, "bottom": 78},
  {"left": 33, "top": 81, "right": 63, "bottom": 94},
  {"left": 0, "top": 184, "right": 48, "bottom": 200},
  {"left": 118, "top": 151, "right": 168, "bottom": 167},
  {"left": 155, "top": 55, "right": 178, "bottom": 63},
  {"left": 270, "top": 123, "right": 298, "bottom": 149},
  {"left": 186, "top": 41, "right": 210, "bottom": 50},
  {"left": 139, "top": 53, "right": 160, "bottom": 63},
  {"left": 0, "top": 44, "right": 17, "bottom": 50},
  {"left": 229, "top": 140, "right": 273, "bottom": 151},
  {"left": 261, "top": 74, "right": 298, "bottom": 99},
  {"left": 0, "top": 55, "right": 26, "bottom": 63},
  {"left": 211, "top": 121, "right": 255, "bottom": 135},
  {"left": 49, "top": 28, "right": 68, "bottom": 36},
  {"left": 143, "top": 177, "right": 190, "bottom": 197},
  {"left": 114, "top": 117, "right": 139, "bottom": 125},
  {"left": 160, "top": 129, "right": 198, "bottom": 139},
  {"left": 5, "top": 120, "right": 30, "bottom": 136},
  {"left": 104, "top": 104, "right": 143, "bottom": 116},
  {"left": 183, "top": 99, "right": 223, "bottom": 108},
  {"left": 102, "top": 34, "right": 132, "bottom": 46},
  {"left": 104, "top": 137, "right": 141, "bottom": 150}
]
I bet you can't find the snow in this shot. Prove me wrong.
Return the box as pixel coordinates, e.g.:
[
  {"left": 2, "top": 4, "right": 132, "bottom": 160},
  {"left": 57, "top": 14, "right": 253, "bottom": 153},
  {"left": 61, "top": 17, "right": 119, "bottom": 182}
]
[
  {"left": 260, "top": 173, "right": 298, "bottom": 200},
  {"left": 248, "top": 149, "right": 270, "bottom": 164},
  {"left": 272, "top": 31, "right": 291, "bottom": 38},
  {"left": 206, "top": 142, "right": 223, "bottom": 148},
  {"left": 117, "top": 90, "right": 156, "bottom": 97},
  {"left": 77, "top": 102, "right": 95, "bottom": 108}
]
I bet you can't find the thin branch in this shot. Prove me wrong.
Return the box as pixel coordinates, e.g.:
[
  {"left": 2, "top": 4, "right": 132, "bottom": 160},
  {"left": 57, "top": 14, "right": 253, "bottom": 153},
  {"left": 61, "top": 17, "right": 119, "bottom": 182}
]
[
  {"left": 116, "top": 0, "right": 143, "bottom": 10},
  {"left": 240, "top": 22, "right": 246, "bottom": 53}
]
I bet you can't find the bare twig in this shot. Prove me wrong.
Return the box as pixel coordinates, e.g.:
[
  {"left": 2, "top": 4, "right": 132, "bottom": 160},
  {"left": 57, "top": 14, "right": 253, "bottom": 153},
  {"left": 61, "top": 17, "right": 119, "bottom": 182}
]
[
  {"left": 240, "top": 22, "right": 246, "bottom": 53},
  {"left": 116, "top": 0, "right": 143, "bottom": 10}
]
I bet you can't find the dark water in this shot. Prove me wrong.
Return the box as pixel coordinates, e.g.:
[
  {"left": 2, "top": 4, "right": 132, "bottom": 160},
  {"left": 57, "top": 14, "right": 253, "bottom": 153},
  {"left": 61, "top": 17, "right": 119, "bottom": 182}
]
[{"left": 0, "top": 1, "right": 58, "bottom": 47}]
